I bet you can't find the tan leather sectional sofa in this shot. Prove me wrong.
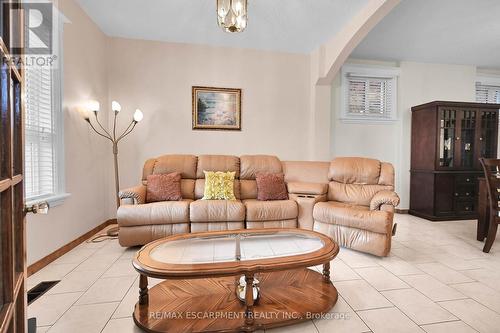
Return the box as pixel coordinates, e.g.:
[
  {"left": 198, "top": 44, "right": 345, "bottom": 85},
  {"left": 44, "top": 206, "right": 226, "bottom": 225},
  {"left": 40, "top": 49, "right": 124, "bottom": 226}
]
[{"left": 117, "top": 155, "right": 400, "bottom": 256}]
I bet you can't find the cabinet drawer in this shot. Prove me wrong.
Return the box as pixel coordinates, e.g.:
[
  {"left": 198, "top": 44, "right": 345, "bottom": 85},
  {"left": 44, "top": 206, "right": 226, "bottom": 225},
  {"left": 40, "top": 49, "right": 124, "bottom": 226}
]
[
  {"left": 455, "top": 174, "right": 477, "bottom": 185},
  {"left": 455, "top": 199, "right": 476, "bottom": 214},
  {"left": 453, "top": 184, "right": 475, "bottom": 199}
]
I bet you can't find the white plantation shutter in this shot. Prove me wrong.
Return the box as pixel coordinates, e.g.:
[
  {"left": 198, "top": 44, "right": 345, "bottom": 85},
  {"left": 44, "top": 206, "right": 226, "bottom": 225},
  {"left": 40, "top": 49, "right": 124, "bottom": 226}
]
[
  {"left": 23, "top": 8, "right": 67, "bottom": 205},
  {"left": 347, "top": 76, "right": 393, "bottom": 117},
  {"left": 476, "top": 83, "right": 500, "bottom": 104},
  {"left": 25, "top": 65, "right": 56, "bottom": 199}
]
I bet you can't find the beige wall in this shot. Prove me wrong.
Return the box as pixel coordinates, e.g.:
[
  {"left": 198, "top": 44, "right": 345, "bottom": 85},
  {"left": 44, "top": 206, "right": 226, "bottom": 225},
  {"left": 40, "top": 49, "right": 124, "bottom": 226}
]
[
  {"left": 331, "top": 60, "right": 477, "bottom": 209},
  {"left": 106, "top": 38, "right": 311, "bottom": 189},
  {"left": 397, "top": 61, "right": 476, "bottom": 209},
  {"left": 26, "top": 0, "right": 112, "bottom": 265}
]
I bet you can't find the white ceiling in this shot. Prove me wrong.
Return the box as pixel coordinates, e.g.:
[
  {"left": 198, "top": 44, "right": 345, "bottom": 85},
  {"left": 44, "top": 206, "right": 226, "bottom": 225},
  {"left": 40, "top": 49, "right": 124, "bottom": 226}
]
[
  {"left": 352, "top": 0, "right": 500, "bottom": 68},
  {"left": 75, "top": 0, "right": 368, "bottom": 54}
]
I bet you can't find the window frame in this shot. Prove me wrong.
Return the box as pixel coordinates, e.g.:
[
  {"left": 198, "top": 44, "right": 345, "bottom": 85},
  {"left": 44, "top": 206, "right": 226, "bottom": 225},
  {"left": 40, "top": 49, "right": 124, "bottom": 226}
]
[
  {"left": 25, "top": 11, "right": 69, "bottom": 208},
  {"left": 340, "top": 64, "right": 400, "bottom": 122}
]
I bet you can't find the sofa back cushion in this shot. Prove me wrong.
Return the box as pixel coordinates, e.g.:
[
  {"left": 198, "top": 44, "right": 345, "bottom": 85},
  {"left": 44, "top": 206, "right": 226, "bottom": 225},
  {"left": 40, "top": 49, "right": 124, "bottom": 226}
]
[
  {"left": 240, "top": 155, "right": 282, "bottom": 199},
  {"left": 144, "top": 154, "right": 198, "bottom": 179},
  {"left": 194, "top": 155, "right": 241, "bottom": 199},
  {"left": 142, "top": 154, "right": 198, "bottom": 200},
  {"left": 240, "top": 155, "right": 282, "bottom": 179},
  {"left": 327, "top": 157, "right": 395, "bottom": 206},
  {"left": 196, "top": 155, "right": 240, "bottom": 178}
]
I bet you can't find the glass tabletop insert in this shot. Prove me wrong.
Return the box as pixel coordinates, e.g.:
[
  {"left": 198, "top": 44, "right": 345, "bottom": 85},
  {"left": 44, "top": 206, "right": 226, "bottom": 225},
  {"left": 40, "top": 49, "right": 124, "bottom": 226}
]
[{"left": 149, "top": 232, "right": 325, "bottom": 264}]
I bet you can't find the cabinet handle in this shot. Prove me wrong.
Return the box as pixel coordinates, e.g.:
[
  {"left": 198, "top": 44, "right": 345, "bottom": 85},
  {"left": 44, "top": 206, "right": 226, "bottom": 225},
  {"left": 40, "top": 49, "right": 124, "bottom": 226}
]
[
  {"left": 480, "top": 137, "right": 483, "bottom": 141},
  {"left": 465, "top": 206, "right": 470, "bottom": 211},
  {"left": 466, "top": 192, "right": 470, "bottom": 196},
  {"left": 454, "top": 193, "right": 459, "bottom": 197}
]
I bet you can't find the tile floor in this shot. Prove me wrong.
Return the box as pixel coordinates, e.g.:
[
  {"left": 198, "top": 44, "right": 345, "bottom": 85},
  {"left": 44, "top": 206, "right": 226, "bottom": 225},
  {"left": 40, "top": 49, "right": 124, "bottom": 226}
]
[{"left": 28, "top": 214, "right": 500, "bottom": 333}]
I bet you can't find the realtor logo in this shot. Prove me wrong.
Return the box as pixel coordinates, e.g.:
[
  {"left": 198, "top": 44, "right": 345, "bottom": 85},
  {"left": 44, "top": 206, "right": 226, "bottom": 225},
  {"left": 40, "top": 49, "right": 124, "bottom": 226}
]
[{"left": 9, "top": 2, "right": 53, "bottom": 55}]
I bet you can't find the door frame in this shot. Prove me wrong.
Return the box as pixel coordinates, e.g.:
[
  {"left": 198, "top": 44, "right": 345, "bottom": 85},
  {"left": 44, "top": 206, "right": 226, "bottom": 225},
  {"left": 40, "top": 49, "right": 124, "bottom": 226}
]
[{"left": 0, "top": 0, "right": 27, "bottom": 332}]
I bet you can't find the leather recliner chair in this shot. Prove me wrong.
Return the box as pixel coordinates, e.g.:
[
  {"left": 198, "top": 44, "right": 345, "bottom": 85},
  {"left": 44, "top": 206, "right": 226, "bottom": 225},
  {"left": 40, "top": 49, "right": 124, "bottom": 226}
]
[{"left": 313, "top": 157, "right": 400, "bottom": 256}]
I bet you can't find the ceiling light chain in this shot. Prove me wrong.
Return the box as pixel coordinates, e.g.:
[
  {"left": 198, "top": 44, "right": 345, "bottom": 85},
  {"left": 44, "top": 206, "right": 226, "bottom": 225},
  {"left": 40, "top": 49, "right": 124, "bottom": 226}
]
[{"left": 217, "top": 0, "right": 248, "bottom": 33}]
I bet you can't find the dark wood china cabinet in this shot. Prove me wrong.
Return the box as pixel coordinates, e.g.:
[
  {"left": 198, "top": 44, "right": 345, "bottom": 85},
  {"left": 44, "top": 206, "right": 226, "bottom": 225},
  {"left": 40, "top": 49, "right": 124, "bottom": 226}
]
[{"left": 410, "top": 101, "right": 500, "bottom": 221}]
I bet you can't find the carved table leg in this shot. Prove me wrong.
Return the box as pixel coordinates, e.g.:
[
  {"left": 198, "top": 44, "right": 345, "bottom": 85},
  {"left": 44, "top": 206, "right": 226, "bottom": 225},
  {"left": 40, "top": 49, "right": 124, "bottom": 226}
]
[
  {"left": 139, "top": 274, "right": 149, "bottom": 305},
  {"left": 244, "top": 273, "right": 255, "bottom": 327},
  {"left": 323, "top": 261, "right": 331, "bottom": 282}
]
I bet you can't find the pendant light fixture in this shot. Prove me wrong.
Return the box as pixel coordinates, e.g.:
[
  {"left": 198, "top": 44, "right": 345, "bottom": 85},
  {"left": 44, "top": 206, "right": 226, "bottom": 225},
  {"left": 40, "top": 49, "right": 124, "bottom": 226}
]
[{"left": 217, "top": 0, "right": 248, "bottom": 33}]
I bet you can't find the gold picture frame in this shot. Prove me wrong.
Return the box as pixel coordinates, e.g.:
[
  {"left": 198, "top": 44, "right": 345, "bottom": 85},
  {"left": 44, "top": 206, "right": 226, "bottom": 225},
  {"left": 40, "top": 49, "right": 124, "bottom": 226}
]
[{"left": 192, "top": 86, "right": 241, "bottom": 130}]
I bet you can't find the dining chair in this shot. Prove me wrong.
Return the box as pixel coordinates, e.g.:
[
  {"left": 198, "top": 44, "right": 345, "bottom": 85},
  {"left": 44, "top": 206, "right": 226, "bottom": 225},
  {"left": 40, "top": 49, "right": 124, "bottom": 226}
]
[{"left": 479, "top": 158, "right": 500, "bottom": 253}]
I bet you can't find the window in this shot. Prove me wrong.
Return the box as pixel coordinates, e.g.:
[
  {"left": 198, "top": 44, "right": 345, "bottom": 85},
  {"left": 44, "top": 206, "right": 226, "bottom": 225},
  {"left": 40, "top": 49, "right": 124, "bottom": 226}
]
[
  {"left": 476, "top": 83, "right": 500, "bottom": 104},
  {"left": 341, "top": 65, "right": 399, "bottom": 121},
  {"left": 24, "top": 11, "right": 68, "bottom": 205}
]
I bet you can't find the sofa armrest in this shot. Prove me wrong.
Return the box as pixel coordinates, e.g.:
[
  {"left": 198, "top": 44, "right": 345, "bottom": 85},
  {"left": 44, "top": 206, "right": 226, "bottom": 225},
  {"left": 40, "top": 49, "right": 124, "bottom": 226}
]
[
  {"left": 119, "top": 185, "right": 146, "bottom": 205},
  {"left": 287, "top": 182, "right": 328, "bottom": 196},
  {"left": 370, "top": 190, "right": 400, "bottom": 211}
]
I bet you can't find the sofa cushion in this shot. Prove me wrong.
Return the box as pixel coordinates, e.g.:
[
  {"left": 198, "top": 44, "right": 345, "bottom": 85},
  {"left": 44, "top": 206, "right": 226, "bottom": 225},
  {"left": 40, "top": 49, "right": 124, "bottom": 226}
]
[
  {"left": 190, "top": 200, "right": 245, "bottom": 222},
  {"left": 243, "top": 199, "right": 298, "bottom": 221},
  {"left": 117, "top": 200, "right": 192, "bottom": 227},
  {"left": 328, "top": 157, "right": 381, "bottom": 184},
  {"left": 327, "top": 182, "right": 393, "bottom": 206},
  {"left": 202, "top": 171, "right": 237, "bottom": 200},
  {"left": 256, "top": 172, "right": 288, "bottom": 201},
  {"left": 240, "top": 180, "right": 257, "bottom": 200},
  {"left": 196, "top": 155, "right": 240, "bottom": 178},
  {"left": 146, "top": 172, "right": 182, "bottom": 202},
  {"left": 240, "top": 155, "right": 282, "bottom": 180},
  {"left": 143, "top": 154, "right": 198, "bottom": 180},
  {"left": 313, "top": 201, "right": 392, "bottom": 234}
]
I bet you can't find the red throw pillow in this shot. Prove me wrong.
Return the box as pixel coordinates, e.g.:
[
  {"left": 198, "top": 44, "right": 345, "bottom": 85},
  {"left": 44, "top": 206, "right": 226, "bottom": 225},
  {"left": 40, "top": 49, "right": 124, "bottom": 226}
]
[
  {"left": 256, "top": 172, "right": 288, "bottom": 201},
  {"left": 146, "top": 172, "right": 182, "bottom": 202}
]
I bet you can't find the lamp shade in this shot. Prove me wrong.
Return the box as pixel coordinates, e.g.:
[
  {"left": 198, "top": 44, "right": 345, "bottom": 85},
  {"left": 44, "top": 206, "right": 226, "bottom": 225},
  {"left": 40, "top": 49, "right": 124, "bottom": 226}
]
[
  {"left": 111, "top": 100, "right": 121, "bottom": 112},
  {"left": 133, "top": 109, "right": 143, "bottom": 122},
  {"left": 88, "top": 100, "right": 100, "bottom": 112}
]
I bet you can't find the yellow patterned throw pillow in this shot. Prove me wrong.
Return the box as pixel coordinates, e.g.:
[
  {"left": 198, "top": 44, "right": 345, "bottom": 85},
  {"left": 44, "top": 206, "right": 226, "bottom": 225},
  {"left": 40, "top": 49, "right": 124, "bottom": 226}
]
[{"left": 202, "top": 171, "right": 236, "bottom": 200}]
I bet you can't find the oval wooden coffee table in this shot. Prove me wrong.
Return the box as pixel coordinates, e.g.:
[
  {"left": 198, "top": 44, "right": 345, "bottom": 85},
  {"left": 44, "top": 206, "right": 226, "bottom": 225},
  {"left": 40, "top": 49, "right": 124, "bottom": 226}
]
[{"left": 132, "top": 228, "right": 339, "bottom": 332}]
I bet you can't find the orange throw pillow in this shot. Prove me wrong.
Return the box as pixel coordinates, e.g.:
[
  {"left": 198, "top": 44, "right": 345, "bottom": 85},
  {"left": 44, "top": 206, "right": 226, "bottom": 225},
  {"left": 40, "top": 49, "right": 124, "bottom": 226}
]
[
  {"left": 146, "top": 172, "right": 182, "bottom": 202},
  {"left": 256, "top": 172, "right": 288, "bottom": 201}
]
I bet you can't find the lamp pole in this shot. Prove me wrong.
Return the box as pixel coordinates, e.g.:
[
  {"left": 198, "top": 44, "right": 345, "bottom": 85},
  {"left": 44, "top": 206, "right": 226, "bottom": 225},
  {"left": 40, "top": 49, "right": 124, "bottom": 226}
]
[{"left": 84, "top": 101, "right": 143, "bottom": 209}]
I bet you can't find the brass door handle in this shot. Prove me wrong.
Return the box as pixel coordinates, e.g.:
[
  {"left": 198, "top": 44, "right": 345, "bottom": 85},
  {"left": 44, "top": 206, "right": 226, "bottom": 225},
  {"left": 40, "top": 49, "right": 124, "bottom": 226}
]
[{"left": 25, "top": 202, "right": 49, "bottom": 214}]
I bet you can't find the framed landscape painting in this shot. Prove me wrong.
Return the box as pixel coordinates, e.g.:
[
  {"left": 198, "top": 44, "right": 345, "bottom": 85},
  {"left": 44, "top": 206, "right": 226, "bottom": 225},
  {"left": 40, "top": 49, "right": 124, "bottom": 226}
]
[{"left": 192, "top": 86, "right": 241, "bottom": 130}]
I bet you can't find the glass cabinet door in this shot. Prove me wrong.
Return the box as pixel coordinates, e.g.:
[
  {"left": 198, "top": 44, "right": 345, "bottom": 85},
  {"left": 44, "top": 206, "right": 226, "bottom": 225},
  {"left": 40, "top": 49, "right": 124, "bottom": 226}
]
[
  {"left": 439, "top": 109, "right": 457, "bottom": 168},
  {"left": 459, "top": 110, "right": 476, "bottom": 168},
  {"left": 479, "top": 110, "right": 498, "bottom": 160}
]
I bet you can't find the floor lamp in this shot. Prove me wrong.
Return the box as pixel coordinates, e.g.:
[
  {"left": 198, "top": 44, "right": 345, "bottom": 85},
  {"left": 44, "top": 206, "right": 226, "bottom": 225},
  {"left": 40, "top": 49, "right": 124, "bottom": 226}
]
[{"left": 84, "top": 100, "right": 144, "bottom": 236}]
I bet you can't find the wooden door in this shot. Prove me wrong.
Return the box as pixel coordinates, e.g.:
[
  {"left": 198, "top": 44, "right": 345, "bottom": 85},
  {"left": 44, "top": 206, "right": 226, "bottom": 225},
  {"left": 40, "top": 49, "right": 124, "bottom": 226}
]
[{"left": 0, "top": 1, "right": 27, "bottom": 332}]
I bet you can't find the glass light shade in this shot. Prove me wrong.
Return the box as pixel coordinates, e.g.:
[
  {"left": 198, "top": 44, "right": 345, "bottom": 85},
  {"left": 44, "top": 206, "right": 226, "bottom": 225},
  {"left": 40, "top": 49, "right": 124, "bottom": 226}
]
[
  {"left": 133, "top": 109, "right": 143, "bottom": 122},
  {"left": 111, "top": 100, "right": 121, "bottom": 112},
  {"left": 78, "top": 106, "right": 90, "bottom": 121},
  {"left": 217, "top": 0, "right": 247, "bottom": 33},
  {"left": 88, "top": 100, "right": 100, "bottom": 112}
]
